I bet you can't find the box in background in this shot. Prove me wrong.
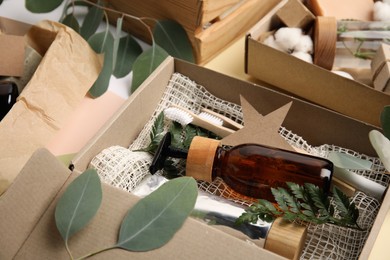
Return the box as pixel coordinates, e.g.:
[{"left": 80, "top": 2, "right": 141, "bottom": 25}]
[
  {"left": 106, "top": 0, "right": 280, "bottom": 64},
  {"left": 245, "top": 0, "right": 390, "bottom": 127}
]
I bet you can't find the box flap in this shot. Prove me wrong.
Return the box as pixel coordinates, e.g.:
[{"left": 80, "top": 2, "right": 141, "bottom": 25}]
[{"left": 0, "top": 148, "right": 71, "bottom": 260}]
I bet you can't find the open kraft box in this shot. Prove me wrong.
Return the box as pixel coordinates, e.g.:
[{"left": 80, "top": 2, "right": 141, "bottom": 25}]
[
  {"left": 106, "top": 0, "right": 280, "bottom": 65},
  {"left": 0, "top": 57, "right": 387, "bottom": 259},
  {"left": 245, "top": 0, "right": 390, "bottom": 128}
]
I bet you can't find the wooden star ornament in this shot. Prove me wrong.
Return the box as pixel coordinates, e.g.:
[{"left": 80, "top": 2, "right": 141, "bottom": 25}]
[{"left": 221, "top": 96, "right": 294, "bottom": 151}]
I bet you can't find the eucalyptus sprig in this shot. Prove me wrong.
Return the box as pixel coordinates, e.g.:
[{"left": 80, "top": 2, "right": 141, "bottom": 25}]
[
  {"left": 10, "top": 0, "right": 194, "bottom": 97},
  {"left": 237, "top": 182, "right": 364, "bottom": 231},
  {"left": 55, "top": 169, "right": 198, "bottom": 259}
]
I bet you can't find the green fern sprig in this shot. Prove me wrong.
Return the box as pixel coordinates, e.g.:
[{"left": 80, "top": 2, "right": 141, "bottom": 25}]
[{"left": 237, "top": 183, "right": 364, "bottom": 231}]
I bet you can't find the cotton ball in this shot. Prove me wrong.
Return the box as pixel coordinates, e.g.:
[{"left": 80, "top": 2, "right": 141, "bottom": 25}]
[
  {"left": 373, "top": 1, "right": 390, "bottom": 21},
  {"left": 294, "top": 34, "right": 313, "bottom": 54},
  {"left": 291, "top": 51, "right": 313, "bottom": 63},
  {"left": 263, "top": 35, "right": 286, "bottom": 52},
  {"left": 274, "top": 27, "right": 303, "bottom": 53}
]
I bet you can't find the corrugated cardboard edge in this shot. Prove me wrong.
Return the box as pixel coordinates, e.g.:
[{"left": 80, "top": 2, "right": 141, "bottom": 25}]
[
  {"left": 244, "top": 0, "right": 390, "bottom": 127},
  {"left": 0, "top": 148, "right": 71, "bottom": 259}
]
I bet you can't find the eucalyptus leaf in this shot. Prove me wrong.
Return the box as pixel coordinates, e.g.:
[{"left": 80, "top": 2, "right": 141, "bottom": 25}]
[
  {"left": 369, "top": 129, "right": 390, "bottom": 172},
  {"left": 61, "top": 13, "right": 80, "bottom": 33},
  {"left": 153, "top": 20, "right": 194, "bottom": 63},
  {"left": 80, "top": 2, "right": 104, "bottom": 40},
  {"left": 380, "top": 105, "right": 390, "bottom": 139},
  {"left": 25, "top": 0, "right": 63, "bottom": 13},
  {"left": 131, "top": 44, "right": 169, "bottom": 93},
  {"left": 88, "top": 30, "right": 114, "bottom": 54},
  {"left": 88, "top": 31, "right": 114, "bottom": 97},
  {"left": 116, "top": 177, "right": 197, "bottom": 251},
  {"left": 328, "top": 151, "right": 372, "bottom": 170},
  {"left": 55, "top": 169, "right": 102, "bottom": 242},
  {"left": 113, "top": 35, "right": 143, "bottom": 78}
]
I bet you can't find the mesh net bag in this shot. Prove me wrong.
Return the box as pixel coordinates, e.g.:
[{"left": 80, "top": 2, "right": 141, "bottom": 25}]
[{"left": 89, "top": 72, "right": 389, "bottom": 259}]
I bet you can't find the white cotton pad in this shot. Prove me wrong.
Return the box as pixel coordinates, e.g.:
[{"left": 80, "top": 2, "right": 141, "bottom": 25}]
[
  {"left": 274, "top": 27, "right": 303, "bottom": 52},
  {"left": 291, "top": 51, "right": 313, "bottom": 63},
  {"left": 295, "top": 35, "right": 313, "bottom": 54}
]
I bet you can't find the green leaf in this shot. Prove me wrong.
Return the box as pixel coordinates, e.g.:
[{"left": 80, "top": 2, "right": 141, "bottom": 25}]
[
  {"left": 61, "top": 13, "right": 80, "bottom": 33},
  {"left": 369, "top": 129, "right": 390, "bottom": 172},
  {"left": 55, "top": 169, "right": 102, "bottom": 242},
  {"left": 328, "top": 151, "right": 372, "bottom": 170},
  {"left": 271, "top": 187, "right": 289, "bottom": 212},
  {"left": 116, "top": 177, "right": 197, "bottom": 251},
  {"left": 25, "top": 0, "right": 63, "bottom": 13},
  {"left": 138, "top": 111, "right": 165, "bottom": 153},
  {"left": 153, "top": 20, "right": 194, "bottom": 63},
  {"left": 333, "top": 186, "right": 352, "bottom": 217},
  {"left": 113, "top": 35, "right": 143, "bottom": 78},
  {"left": 131, "top": 44, "right": 169, "bottom": 93},
  {"left": 88, "top": 31, "right": 114, "bottom": 98},
  {"left": 89, "top": 30, "right": 114, "bottom": 55},
  {"left": 381, "top": 105, "right": 390, "bottom": 139},
  {"left": 80, "top": 3, "right": 104, "bottom": 40}
]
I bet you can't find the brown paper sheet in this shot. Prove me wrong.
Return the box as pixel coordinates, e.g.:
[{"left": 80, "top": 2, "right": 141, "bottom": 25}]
[{"left": 0, "top": 19, "right": 102, "bottom": 195}]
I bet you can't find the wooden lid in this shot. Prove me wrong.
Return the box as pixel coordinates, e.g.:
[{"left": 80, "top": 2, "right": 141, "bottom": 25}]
[
  {"left": 186, "top": 136, "right": 221, "bottom": 182},
  {"left": 313, "top": 16, "right": 337, "bottom": 70},
  {"left": 264, "top": 218, "right": 308, "bottom": 260}
]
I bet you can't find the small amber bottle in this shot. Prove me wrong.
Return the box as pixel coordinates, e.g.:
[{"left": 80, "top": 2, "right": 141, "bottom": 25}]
[{"left": 186, "top": 136, "right": 333, "bottom": 201}]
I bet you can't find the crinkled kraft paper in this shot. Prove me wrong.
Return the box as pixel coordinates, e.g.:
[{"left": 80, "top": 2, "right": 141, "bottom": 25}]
[{"left": 0, "top": 19, "right": 102, "bottom": 194}]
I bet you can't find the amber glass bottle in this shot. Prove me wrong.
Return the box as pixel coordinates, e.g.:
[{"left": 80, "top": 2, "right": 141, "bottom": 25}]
[{"left": 186, "top": 136, "right": 333, "bottom": 202}]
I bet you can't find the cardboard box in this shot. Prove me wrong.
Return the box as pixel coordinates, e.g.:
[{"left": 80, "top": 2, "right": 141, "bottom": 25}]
[
  {"left": 245, "top": 0, "right": 390, "bottom": 127},
  {"left": 0, "top": 57, "right": 385, "bottom": 259},
  {"left": 106, "top": 0, "right": 280, "bottom": 64}
]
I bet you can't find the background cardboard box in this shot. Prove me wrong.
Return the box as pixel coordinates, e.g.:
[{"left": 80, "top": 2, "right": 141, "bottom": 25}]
[
  {"left": 0, "top": 57, "right": 385, "bottom": 259},
  {"left": 106, "top": 0, "right": 280, "bottom": 64},
  {"left": 245, "top": 0, "right": 390, "bottom": 127}
]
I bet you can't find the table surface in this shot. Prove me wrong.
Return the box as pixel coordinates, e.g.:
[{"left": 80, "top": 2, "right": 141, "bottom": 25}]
[{"left": 1, "top": 1, "right": 389, "bottom": 259}]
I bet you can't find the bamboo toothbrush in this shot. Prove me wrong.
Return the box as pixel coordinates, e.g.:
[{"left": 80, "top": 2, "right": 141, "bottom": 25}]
[
  {"left": 164, "top": 105, "right": 236, "bottom": 137},
  {"left": 200, "top": 108, "right": 243, "bottom": 130}
]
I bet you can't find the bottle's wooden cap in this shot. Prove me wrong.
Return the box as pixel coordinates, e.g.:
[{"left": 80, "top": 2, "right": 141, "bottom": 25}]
[
  {"left": 313, "top": 16, "right": 337, "bottom": 70},
  {"left": 186, "top": 136, "right": 221, "bottom": 182},
  {"left": 264, "top": 218, "right": 308, "bottom": 260}
]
